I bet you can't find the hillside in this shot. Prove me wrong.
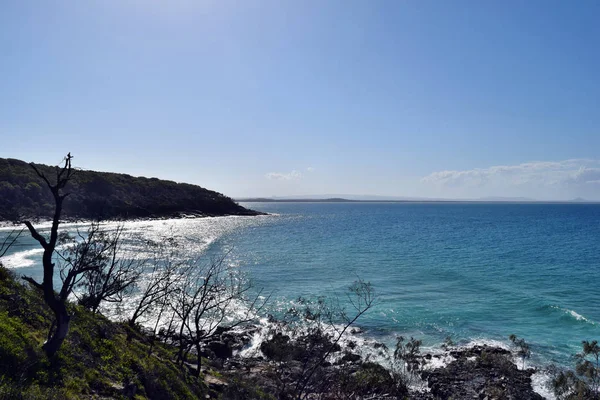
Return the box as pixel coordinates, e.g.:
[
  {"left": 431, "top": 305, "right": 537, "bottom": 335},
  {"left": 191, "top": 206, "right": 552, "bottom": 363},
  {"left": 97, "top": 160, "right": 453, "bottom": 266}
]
[
  {"left": 0, "top": 158, "right": 261, "bottom": 221},
  {"left": 0, "top": 265, "right": 270, "bottom": 400}
]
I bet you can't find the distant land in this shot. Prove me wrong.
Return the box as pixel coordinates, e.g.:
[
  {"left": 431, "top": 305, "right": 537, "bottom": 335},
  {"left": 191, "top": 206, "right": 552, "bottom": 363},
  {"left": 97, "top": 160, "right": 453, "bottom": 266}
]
[
  {"left": 237, "top": 195, "right": 599, "bottom": 203},
  {"left": 0, "top": 157, "right": 262, "bottom": 221}
]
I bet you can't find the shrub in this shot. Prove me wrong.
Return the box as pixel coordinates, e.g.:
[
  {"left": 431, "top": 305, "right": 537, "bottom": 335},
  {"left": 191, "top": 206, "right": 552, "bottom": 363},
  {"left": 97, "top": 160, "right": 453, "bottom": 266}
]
[
  {"left": 509, "top": 334, "right": 531, "bottom": 369},
  {"left": 553, "top": 340, "right": 600, "bottom": 400}
]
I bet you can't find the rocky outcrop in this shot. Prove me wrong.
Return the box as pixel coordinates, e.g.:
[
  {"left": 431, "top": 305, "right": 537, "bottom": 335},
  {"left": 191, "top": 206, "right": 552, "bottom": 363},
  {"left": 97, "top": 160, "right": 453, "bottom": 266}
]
[
  {"left": 422, "top": 345, "right": 544, "bottom": 400},
  {"left": 204, "top": 327, "right": 545, "bottom": 399}
]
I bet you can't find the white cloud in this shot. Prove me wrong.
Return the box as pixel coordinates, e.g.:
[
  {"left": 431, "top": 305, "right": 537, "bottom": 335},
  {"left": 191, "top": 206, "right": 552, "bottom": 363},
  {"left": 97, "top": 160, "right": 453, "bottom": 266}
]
[
  {"left": 306, "top": 167, "right": 315, "bottom": 172},
  {"left": 422, "top": 159, "right": 600, "bottom": 191},
  {"left": 265, "top": 170, "right": 302, "bottom": 180}
]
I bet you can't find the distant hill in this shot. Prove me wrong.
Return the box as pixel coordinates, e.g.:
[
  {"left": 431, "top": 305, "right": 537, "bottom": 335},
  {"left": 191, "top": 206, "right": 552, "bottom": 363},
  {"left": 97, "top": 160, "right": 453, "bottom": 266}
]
[
  {"left": 239, "top": 194, "right": 441, "bottom": 201},
  {"left": 238, "top": 196, "right": 600, "bottom": 204},
  {"left": 477, "top": 196, "right": 536, "bottom": 202},
  {"left": 0, "top": 158, "right": 261, "bottom": 221}
]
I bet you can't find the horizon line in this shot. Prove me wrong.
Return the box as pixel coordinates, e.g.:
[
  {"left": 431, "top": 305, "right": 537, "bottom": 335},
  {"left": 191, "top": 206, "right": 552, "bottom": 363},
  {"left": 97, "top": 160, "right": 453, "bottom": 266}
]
[{"left": 235, "top": 196, "right": 600, "bottom": 204}]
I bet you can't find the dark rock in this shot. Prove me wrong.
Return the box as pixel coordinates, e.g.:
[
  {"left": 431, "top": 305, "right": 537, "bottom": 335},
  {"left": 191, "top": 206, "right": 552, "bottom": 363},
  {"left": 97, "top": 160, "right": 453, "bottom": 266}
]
[
  {"left": 341, "top": 352, "right": 361, "bottom": 363},
  {"left": 200, "top": 348, "right": 216, "bottom": 359},
  {"left": 208, "top": 341, "right": 233, "bottom": 359},
  {"left": 260, "top": 332, "right": 291, "bottom": 361},
  {"left": 422, "top": 346, "right": 543, "bottom": 400},
  {"left": 214, "top": 326, "right": 231, "bottom": 336}
]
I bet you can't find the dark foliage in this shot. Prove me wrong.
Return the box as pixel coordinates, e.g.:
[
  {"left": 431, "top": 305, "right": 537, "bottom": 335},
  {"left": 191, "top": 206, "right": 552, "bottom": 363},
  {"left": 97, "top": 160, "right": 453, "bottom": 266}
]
[
  {"left": 0, "top": 157, "right": 260, "bottom": 221},
  {"left": 552, "top": 340, "right": 600, "bottom": 399}
]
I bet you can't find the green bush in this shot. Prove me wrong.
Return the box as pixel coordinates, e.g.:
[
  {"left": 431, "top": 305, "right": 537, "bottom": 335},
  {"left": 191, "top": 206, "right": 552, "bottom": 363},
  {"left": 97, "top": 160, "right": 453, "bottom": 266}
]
[{"left": 0, "top": 311, "right": 38, "bottom": 380}]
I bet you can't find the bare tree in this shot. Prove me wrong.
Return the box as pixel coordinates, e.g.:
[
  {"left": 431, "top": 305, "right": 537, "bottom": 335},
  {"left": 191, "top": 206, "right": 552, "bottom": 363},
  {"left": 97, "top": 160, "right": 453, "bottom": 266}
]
[
  {"left": 58, "top": 223, "right": 140, "bottom": 314},
  {"left": 295, "top": 279, "right": 373, "bottom": 399},
  {"left": 128, "top": 237, "right": 181, "bottom": 329},
  {"left": 22, "top": 153, "right": 76, "bottom": 358},
  {"left": 0, "top": 230, "right": 23, "bottom": 274},
  {"left": 0, "top": 229, "right": 22, "bottom": 262},
  {"left": 262, "top": 280, "right": 374, "bottom": 399},
  {"left": 171, "top": 254, "right": 268, "bottom": 377}
]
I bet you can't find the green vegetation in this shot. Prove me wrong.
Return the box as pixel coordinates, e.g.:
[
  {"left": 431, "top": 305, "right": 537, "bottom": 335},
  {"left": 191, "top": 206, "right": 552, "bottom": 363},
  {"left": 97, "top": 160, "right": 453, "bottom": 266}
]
[
  {"left": 0, "top": 261, "right": 385, "bottom": 400},
  {"left": 508, "top": 334, "right": 531, "bottom": 369},
  {"left": 553, "top": 340, "right": 600, "bottom": 399},
  {"left": 393, "top": 336, "right": 424, "bottom": 387},
  {"left": 0, "top": 264, "right": 210, "bottom": 399},
  {"left": 0, "top": 157, "right": 260, "bottom": 221}
]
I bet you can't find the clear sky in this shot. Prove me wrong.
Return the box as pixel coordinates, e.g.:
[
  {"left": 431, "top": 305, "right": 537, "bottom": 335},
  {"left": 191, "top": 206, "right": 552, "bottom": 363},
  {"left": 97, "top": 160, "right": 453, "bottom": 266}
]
[{"left": 1, "top": 1, "right": 599, "bottom": 200}]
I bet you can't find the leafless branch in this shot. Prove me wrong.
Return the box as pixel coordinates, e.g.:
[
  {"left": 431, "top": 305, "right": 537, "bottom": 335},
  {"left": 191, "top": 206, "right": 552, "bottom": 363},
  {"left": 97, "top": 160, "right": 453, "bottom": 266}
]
[{"left": 0, "top": 229, "right": 23, "bottom": 258}]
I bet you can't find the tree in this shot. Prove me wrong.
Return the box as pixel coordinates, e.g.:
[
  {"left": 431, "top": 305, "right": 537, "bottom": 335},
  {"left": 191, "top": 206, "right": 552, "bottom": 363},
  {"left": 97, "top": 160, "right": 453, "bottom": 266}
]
[
  {"left": 576, "top": 340, "right": 600, "bottom": 398},
  {"left": 57, "top": 223, "right": 140, "bottom": 314},
  {"left": 0, "top": 229, "right": 22, "bottom": 261},
  {"left": 171, "top": 254, "right": 268, "bottom": 377},
  {"left": 509, "top": 334, "right": 531, "bottom": 370},
  {"left": 0, "top": 230, "right": 22, "bottom": 280},
  {"left": 553, "top": 340, "right": 600, "bottom": 399},
  {"left": 127, "top": 237, "right": 182, "bottom": 329},
  {"left": 260, "top": 280, "right": 374, "bottom": 399},
  {"left": 294, "top": 279, "right": 374, "bottom": 399},
  {"left": 393, "top": 335, "right": 423, "bottom": 387},
  {"left": 21, "top": 153, "right": 76, "bottom": 358}
]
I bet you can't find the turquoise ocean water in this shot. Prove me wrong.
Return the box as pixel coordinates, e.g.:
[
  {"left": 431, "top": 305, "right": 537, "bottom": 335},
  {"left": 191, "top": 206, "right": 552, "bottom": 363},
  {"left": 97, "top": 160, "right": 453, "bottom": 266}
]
[
  {"left": 3, "top": 202, "right": 600, "bottom": 374},
  {"left": 233, "top": 202, "right": 600, "bottom": 370}
]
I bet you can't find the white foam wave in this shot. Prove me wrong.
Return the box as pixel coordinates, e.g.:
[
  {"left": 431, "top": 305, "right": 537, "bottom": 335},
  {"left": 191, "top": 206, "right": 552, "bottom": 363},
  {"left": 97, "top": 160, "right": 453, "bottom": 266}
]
[
  {"left": 418, "top": 339, "right": 511, "bottom": 371},
  {"left": 1, "top": 248, "right": 44, "bottom": 268},
  {"left": 0, "top": 222, "right": 28, "bottom": 230},
  {"left": 0, "top": 220, "right": 88, "bottom": 232},
  {"left": 531, "top": 370, "right": 556, "bottom": 400},
  {"left": 234, "top": 301, "right": 393, "bottom": 368},
  {"left": 566, "top": 309, "right": 594, "bottom": 323},
  {"left": 462, "top": 338, "right": 511, "bottom": 350},
  {"left": 237, "top": 317, "right": 270, "bottom": 358},
  {"left": 551, "top": 305, "right": 596, "bottom": 325},
  {"left": 421, "top": 348, "right": 457, "bottom": 369}
]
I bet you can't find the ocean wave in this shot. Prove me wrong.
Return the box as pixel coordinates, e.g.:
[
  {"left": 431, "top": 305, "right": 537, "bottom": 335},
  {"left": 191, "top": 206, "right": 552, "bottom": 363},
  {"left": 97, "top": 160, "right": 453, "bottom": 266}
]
[
  {"left": 531, "top": 370, "right": 556, "bottom": 400},
  {"left": 462, "top": 338, "right": 511, "bottom": 351},
  {"left": 1, "top": 248, "right": 44, "bottom": 268},
  {"left": 550, "top": 305, "right": 597, "bottom": 325}
]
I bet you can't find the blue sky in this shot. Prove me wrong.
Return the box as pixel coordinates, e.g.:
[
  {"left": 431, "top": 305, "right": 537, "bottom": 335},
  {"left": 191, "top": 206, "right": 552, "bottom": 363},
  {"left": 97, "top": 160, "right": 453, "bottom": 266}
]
[{"left": 1, "top": 1, "right": 599, "bottom": 200}]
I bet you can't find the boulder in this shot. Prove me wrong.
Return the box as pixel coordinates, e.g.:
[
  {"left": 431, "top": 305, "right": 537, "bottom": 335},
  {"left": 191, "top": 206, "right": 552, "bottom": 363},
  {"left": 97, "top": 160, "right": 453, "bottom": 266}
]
[{"left": 208, "top": 341, "right": 233, "bottom": 359}]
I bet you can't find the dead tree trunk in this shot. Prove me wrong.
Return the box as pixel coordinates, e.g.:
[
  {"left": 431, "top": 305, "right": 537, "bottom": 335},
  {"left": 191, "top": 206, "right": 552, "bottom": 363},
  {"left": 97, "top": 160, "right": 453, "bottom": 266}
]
[
  {"left": 22, "top": 153, "right": 75, "bottom": 358},
  {"left": 44, "top": 302, "right": 71, "bottom": 357}
]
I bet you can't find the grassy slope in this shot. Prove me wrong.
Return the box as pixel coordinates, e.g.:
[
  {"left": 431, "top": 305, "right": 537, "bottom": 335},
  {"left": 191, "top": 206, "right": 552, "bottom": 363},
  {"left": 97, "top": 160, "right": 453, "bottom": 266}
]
[
  {"left": 0, "top": 265, "right": 213, "bottom": 400},
  {"left": 0, "top": 264, "right": 394, "bottom": 400}
]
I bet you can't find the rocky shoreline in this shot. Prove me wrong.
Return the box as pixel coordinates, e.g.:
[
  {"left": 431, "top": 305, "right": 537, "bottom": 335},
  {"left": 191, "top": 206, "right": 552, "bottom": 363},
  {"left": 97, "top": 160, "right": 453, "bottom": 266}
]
[
  {"left": 188, "top": 326, "right": 546, "bottom": 399},
  {"left": 0, "top": 259, "right": 553, "bottom": 400},
  {"left": 423, "top": 346, "right": 543, "bottom": 400}
]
